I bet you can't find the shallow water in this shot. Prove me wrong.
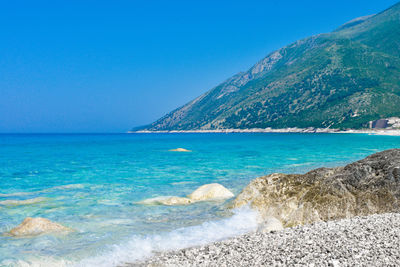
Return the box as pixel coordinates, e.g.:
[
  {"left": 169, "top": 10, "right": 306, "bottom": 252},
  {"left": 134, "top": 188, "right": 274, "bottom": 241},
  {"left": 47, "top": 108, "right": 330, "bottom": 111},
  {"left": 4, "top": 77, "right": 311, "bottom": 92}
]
[{"left": 0, "top": 133, "right": 399, "bottom": 266}]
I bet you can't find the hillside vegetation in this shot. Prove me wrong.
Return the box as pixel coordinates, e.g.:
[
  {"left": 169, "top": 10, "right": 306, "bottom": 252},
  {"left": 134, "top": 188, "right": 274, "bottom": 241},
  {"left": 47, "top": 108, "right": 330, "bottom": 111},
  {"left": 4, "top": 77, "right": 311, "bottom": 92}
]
[{"left": 143, "top": 2, "right": 400, "bottom": 131}]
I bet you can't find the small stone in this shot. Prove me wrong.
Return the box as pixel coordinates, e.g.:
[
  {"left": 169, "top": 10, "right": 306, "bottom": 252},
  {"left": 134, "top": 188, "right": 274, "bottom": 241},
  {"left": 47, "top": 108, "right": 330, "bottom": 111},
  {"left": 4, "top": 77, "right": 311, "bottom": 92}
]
[
  {"left": 169, "top": 148, "right": 192, "bottom": 152},
  {"left": 187, "top": 183, "right": 234, "bottom": 201}
]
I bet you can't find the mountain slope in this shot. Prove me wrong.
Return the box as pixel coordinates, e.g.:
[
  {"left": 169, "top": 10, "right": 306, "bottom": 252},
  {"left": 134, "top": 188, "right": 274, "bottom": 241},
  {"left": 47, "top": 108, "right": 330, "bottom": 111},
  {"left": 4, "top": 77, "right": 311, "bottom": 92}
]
[{"left": 144, "top": 2, "right": 400, "bottom": 131}]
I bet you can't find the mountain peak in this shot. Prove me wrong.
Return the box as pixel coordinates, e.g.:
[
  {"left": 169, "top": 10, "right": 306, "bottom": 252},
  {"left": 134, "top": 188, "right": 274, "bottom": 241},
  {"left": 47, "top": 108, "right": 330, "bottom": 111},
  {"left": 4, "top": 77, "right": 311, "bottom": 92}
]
[{"left": 335, "top": 15, "right": 374, "bottom": 32}]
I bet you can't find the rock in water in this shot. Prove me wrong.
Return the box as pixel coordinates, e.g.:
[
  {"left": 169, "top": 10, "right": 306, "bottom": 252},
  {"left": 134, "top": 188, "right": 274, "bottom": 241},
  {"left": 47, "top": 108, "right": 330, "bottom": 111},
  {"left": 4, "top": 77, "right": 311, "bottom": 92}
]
[
  {"left": 0, "top": 197, "right": 47, "bottom": 206},
  {"left": 137, "top": 184, "right": 234, "bottom": 205},
  {"left": 7, "top": 217, "right": 71, "bottom": 237},
  {"left": 169, "top": 148, "right": 191, "bottom": 152},
  {"left": 138, "top": 196, "right": 193, "bottom": 206},
  {"left": 233, "top": 149, "right": 400, "bottom": 227},
  {"left": 188, "top": 183, "right": 234, "bottom": 201},
  {"left": 160, "top": 196, "right": 192, "bottom": 205}
]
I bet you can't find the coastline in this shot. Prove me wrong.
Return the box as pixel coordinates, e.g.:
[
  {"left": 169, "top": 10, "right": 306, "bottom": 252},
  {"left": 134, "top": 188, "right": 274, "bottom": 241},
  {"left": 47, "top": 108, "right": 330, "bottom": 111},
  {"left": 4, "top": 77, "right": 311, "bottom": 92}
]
[
  {"left": 3, "top": 136, "right": 400, "bottom": 266},
  {"left": 130, "top": 128, "right": 400, "bottom": 136},
  {"left": 129, "top": 148, "right": 400, "bottom": 266}
]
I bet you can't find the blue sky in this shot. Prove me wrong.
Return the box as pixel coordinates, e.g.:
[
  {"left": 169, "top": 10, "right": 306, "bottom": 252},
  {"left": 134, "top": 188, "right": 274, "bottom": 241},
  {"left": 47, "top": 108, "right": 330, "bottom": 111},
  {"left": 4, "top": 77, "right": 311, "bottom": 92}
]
[{"left": 0, "top": 0, "right": 398, "bottom": 133}]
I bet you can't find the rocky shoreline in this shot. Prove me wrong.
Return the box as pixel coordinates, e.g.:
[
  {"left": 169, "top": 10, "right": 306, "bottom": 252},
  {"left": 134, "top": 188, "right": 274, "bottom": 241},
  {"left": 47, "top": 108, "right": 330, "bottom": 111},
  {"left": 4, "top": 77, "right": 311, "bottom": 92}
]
[
  {"left": 131, "top": 128, "right": 400, "bottom": 136},
  {"left": 133, "top": 212, "right": 400, "bottom": 266},
  {"left": 128, "top": 149, "right": 400, "bottom": 266},
  {"left": 232, "top": 149, "right": 400, "bottom": 227}
]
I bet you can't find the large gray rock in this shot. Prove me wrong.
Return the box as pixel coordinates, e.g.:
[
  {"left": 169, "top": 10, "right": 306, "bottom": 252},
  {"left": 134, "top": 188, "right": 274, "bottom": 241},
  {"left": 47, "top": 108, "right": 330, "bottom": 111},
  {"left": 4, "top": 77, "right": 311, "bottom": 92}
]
[{"left": 233, "top": 149, "right": 400, "bottom": 227}]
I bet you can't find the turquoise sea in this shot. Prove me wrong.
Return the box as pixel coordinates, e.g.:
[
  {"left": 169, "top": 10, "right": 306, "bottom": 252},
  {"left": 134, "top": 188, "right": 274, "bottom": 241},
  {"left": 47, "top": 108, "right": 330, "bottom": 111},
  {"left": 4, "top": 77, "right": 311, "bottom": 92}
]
[{"left": 1, "top": 133, "right": 400, "bottom": 266}]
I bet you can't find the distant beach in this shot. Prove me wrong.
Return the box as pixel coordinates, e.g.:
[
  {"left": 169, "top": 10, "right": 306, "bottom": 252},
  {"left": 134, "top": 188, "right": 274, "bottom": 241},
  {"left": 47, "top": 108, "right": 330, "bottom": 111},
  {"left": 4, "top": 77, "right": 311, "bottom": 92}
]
[{"left": 132, "top": 128, "right": 400, "bottom": 136}]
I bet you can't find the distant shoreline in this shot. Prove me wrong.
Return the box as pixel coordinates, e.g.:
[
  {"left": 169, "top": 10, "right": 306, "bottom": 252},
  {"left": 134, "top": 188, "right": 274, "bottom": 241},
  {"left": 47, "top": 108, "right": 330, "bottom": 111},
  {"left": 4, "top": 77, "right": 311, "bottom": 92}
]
[{"left": 130, "top": 128, "right": 400, "bottom": 136}]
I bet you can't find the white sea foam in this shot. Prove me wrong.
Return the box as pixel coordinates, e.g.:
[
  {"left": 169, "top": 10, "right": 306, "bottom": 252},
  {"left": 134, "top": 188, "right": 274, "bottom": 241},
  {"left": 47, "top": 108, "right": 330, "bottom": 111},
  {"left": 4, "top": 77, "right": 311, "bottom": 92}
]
[
  {"left": 1, "top": 257, "right": 73, "bottom": 267},
  {"left": 74, "top": 206, "right": 259, "bottom": 267}
]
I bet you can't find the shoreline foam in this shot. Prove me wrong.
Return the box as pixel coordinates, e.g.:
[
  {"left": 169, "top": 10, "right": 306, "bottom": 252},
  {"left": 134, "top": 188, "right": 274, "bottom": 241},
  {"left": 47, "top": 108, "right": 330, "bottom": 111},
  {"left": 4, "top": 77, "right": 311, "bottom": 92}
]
[{"left": 73, "top": 207, "right": 258, "bottom": 267}]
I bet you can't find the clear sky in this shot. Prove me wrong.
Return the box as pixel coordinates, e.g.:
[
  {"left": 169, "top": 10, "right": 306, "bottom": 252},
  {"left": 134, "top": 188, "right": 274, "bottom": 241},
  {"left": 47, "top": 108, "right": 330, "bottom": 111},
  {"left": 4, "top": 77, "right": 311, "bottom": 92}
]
[{"left": 0, "top": 0, "right": 398, "bottom": 133}]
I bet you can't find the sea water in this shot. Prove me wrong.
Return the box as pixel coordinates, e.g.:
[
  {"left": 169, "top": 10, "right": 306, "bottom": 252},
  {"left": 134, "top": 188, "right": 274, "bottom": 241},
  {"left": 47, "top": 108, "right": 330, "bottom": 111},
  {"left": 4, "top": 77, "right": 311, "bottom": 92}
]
[{"left": 0, "top": 133, "right": 399, "bottom": 266}]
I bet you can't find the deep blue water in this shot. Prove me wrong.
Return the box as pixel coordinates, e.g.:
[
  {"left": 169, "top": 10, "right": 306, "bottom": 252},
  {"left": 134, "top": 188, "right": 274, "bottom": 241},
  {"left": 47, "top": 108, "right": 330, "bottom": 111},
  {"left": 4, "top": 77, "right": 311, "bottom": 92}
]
[{"left": 0, "top": 133, "right": 399, "bottom": 266}]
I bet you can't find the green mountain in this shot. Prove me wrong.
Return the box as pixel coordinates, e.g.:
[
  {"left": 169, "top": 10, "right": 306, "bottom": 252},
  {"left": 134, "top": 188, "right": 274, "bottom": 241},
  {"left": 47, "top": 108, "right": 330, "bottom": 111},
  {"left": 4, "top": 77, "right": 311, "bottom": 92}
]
[{"left": 144, "top": 2, "right": 400, "bottom": 131}]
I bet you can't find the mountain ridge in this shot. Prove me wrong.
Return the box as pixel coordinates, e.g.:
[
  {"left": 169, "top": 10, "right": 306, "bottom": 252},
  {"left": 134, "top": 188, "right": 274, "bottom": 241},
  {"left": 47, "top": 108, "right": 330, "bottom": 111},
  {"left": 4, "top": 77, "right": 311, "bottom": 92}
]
[{"left": 140, "top": 2, "right": 400, "bottom": 131}]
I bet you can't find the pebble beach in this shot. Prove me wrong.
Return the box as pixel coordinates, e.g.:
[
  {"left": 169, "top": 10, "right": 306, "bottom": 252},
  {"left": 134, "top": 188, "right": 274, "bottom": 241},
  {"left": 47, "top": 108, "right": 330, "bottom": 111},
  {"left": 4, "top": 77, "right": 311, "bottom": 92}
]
[{"left": 134, "top": 212, "right": 400, "bottom": 266}]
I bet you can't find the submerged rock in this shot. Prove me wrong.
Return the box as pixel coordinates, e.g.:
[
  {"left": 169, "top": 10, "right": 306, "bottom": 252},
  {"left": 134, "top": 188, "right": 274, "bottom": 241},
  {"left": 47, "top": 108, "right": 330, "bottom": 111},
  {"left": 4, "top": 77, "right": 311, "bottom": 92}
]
[
  {"left": 7, "top": 217, "right": 72, "bottom": 237},
  {"left": 169, "top": 148, "right": 192, "bottom": 152},
  {"left": 138, "top": 183, "right": 234, "bottom": 206},
  {"left": 188, "top": 183, "right": 234, "bottom": 201},
  {"left": 233, "top": 149, "right": 400, "bottom": 227},
  {"left": 0, "top": 197, "right": 47, "bottom": 206},
  {"left": 138, "top": 196, "right": 193, "bottom": 206}
]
